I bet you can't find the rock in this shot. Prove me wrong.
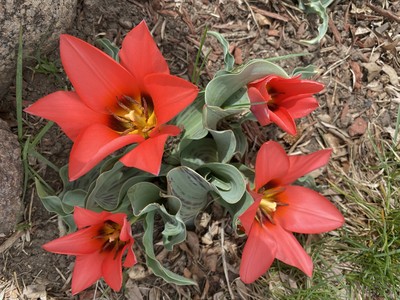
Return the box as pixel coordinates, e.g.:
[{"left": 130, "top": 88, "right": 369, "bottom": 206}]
[
  {"left": 0, "top": 119, "right": 23, "bottom": 234},
  {"left": 348, "top": 117, "right": 368, "bottom": 137},
  {"left": 0, "top": 0, "right": 77, "bottom": 110}
]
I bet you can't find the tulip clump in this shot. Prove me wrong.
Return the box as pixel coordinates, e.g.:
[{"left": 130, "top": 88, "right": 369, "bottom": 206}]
[{"left": 26, "top": 20, "right": 344, "bottom": 295}]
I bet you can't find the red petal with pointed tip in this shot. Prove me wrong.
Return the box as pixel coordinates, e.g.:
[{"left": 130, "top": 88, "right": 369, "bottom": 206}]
[
  {"left": 24, "top": 91, "right": 108, "bottom": 141},
  {"left": 144, "top": 73, "right": 199, "bottom": 125},
  {"left": 278, "top": 95, "right": 319, "bottom": 119},
  {"left": 248, "top": 87, "right": 271, "bottom": 126},
  {"left": 119, "top": 125, "right": 180, "bottom": 175},
  {"left": 267, "top": 222, "right": 313, "bottom": 277},
  {"left": 270, "top": 76, "right": 324, "bottom": 98},
  {"left": 238, "top": 192, "right": 262, "bottom": 234},
  {"left": 269, "top": 107, "right": 297, "bottom": 135},
  {"left": 71, "top": 253, "right": 104, "bottom": 295},
  {"left": 68, "top": 124, "right": 144, "bottom": 181},
  {"left": 60, "top": 34, "right": 140, "bottom": 114},
  {"left": 280, "top": 149, "right": 332, "bottom": 185},
  {"left": 275, "top": 185, "right": 344, "bottom": 234},
  {"left": 254, "top": 141, "right": 289, "bottom": 191},
  {"left": 240, "top": 221, "right": 277, "bottom": 283},
  {"left": 119, "top": 21, "right": 170, "bottom": 92},
  {"left": 102, "top": 248, "right": 125, "bottom": 291},
  {"left": 119, "top": 218, "right": 134, "bottom": 242},
  {"left": 42, "top": 225, "right": 102, "bottom": 255},
  {"left": 123, "top": 245, "right": 137, "bottom": 267}
]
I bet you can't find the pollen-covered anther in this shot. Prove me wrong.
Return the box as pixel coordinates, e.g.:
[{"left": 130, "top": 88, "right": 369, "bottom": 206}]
[{"left": 110, "top": 95, "right": 157, "bottom": 137}]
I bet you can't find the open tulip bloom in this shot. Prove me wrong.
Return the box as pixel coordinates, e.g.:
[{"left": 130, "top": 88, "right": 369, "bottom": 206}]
[
  {"left": 42, "top": 207, "right": 136, "bottom": 295},
  {"left": 239, "top": 141, "right": 344, "bottom": 284},
  {"left": 25, "top": 21, "right": 198, "bottom": 180},
  {"left": 247, "top": 75, "right": 324, "bottom": 135}
]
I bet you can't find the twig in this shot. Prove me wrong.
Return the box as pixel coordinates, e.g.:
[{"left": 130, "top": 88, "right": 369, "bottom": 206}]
[
  {"left": 0, "top": 230, "right": 25, "bottom": 253},
  {"left": 328, "top": 15, "right": 342, "bottom": 44},
  {"left": 244, "top": 0, "right": 261, "bottom": 34},
  {"left": 366, "top": 3, "right": 400, "bottom": 23},
  {"left": 220, "top": 220, "right": 234, "bottom": 300}
]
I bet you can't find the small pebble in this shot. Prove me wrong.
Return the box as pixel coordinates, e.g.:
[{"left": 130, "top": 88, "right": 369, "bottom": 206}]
[{"left": 119, "top": 18, "right": 133, "bottom": 29}]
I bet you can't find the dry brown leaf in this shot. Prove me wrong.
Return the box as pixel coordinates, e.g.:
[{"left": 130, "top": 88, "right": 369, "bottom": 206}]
[
  {"left": 148, "top": 287, "right": 161, "bottom": 300},
  {"left": 186, "top": 231, "right": 200, "bottom": 259},
  {"left": 204, "top": 254, "right": 219, "bottom": 272},
  {"left": 324, "top": 133, "right": 346, "bottom": 156},
  {"left": 350, "top": 61, "right": 362, "bottom": 90},
  {"left": 124, "top": 281, "right": 144, "bottom": 300},
  {"left": 199, "top": 212, "right": 211, "bottom": 228},
  {"left": 362, "top": 62, "right": 381, "bottom": 82},
  {"left": 382, "top": 64, "right": 399, "bottom": 86},
  {"left": 254, "top": 13, "right": 271, "bottom": 26}
]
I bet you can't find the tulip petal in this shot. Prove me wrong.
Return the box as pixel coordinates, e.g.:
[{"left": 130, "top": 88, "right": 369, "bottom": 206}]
[
  {"left": 24, "top": 91, "right": 108, "bottom": 141},
  {"left": 279, "top": 95, "right": 319, "bottom": 119},
  {"left": 119, "top": 20, "right": 169, "bottom": 91},
  {"left": 119, "top": 125, "right": 180, "bottom": 175},
  {"left": 275, "top": 186, "right": 344, "bottom": 234},
  {"left": 240, "top": 221, "right": 277, "bottom": 284},
  {"left": 60, "top": 34, "right": 140, "bottom": 114},
  {"left": 269, "top": 107, "right": 297, "bottom": 135},
  {"left": 270, "top": 76, "right": 324, "bottom": 98},
  {"left": 71, "top": 253, "right": 104, "bottom": 295},
  {"left": 281, "top": 149, "right": 332, "bottom": 185},
  {"left": 254, "top": 141, "right": 289, "bottom": 191},
  {"left": 119, "top": 218, "right": 133, "bottom": 242},
  {"left": 102, "top": 248, "right": 124, "bottom": 291},
  {"left": 248, "top": 87, "right": 270, "bottom": 126},
  {"left": 74, "top": 206, "right": 112, "bottom": 228},
  {"left": 144, "top": 73, "right": 199, "bottom": 125},
  {"left": 239, "top": 192, "right": 262, "bottom": 234},
  {"left": 106, "top": 213, "right": 128, "bottom": 229},
  {"left": 123, "top": 245, "right": 137, "bottom": 267},
  {"left": 267, "top": 222, "right": 313, "bottom": 277},
  {"left": 69, "top": 124, "right": 144, "bottom": 180},
  {"left": 42, "top": 225, "right": 103, "bottom": 255}
]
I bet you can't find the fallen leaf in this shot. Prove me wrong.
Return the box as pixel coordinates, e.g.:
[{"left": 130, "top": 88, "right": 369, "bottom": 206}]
[
  {"left": 382, "top": 64, "right": 399, "bottom": 86},
  {"left": 362, "top": 62, "right": 381, "bottom": 82},
  {"left": 124, "top": 281, "right": 143, "bottom": 300}
]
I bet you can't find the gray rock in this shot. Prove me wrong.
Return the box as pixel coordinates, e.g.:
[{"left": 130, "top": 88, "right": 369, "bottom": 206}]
[
  {"left": 0, "top": 119, "right": 23, "bottom": 234},
  {"left": 0, "top": 0, "right": 77, "bottom": 110}
]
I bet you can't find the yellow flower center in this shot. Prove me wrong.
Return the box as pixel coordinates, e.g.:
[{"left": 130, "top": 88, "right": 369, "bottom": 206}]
[
  {"left": 256, "top": 186, "right": 286, "bottom": 224},
  {"left": 110, "top": 95, "right": 156, "bottom": 138},
  {"left": 94, "top": 220, "right": 127, "bottom": 257}
]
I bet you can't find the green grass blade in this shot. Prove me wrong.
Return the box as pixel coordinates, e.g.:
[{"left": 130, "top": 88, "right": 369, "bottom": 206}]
[
  {"left": 16, "top": 26, "right": 23, "bottom": 141},
  {"left": 30, "top": 121, "right": 54, "bottom": 148}
]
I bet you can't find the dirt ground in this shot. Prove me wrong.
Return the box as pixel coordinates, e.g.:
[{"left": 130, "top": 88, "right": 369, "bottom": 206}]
[{"left": 1, "top": 0, "right": 400, "bottom": 299}]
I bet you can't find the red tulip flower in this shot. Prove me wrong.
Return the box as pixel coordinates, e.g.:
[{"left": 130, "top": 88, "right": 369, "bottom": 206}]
[
  {"left": 247, "top": 75, "right": 324, "bottom": 135},
  {"left": 43, "top": 207, "right": 136, "bottom": 295},
  {"left": 239, "top": 141, "right": 344, "bottom": 283},
  {"left": 25, "top": 21, "right": 198, "bottom": 180}
]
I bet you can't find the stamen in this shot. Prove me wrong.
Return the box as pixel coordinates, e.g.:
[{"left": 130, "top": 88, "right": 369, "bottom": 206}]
[
  {"left": 142, "top": 96, "right": 148, "bottom": 119},
  {"left": 117, "top": 99, "right": 131, "bottom": 112}
]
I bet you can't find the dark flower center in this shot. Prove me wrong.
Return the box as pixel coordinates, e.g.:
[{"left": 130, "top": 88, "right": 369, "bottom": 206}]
[
  {"left": 94, "top": 220, "right": 127, "bottom": 258},
  {"left": 109, "top": 95, "right": 156, "bottom": 138},
  {"left": 265, "top": 86, "right": 282, "bottom": 112}
]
